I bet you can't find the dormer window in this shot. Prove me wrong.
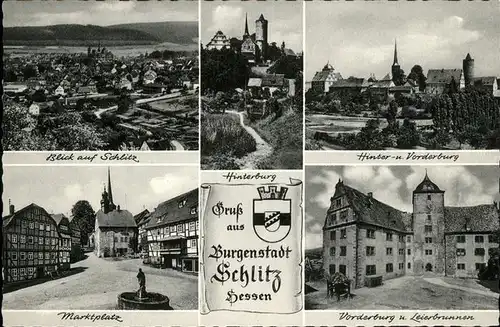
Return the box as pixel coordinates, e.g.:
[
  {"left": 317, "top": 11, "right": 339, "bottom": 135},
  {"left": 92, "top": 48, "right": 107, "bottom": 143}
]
[
  {"left": 178, "top": 199, "right": 187, "bottom": 208},
  {"left": 335, "top": 199, "right": 341, "bottom": 207},
  {"left": 190, "top": 206, "right": 197, "bottom": 215}
]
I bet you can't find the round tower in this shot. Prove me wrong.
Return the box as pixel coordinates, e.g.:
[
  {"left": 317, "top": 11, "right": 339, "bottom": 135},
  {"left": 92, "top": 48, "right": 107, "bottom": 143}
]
[
  {"left": 255, "top": 14, "right": 268, "bottom": 61},
  {"left": 463, "top": 53, "right": 475, "bottom": 87}
]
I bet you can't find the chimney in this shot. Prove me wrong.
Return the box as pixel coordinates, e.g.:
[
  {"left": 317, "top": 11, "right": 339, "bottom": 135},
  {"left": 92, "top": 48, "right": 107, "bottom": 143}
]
[
  {"left": 9, "top": 199, "right": 15, "bottom": 215},
  {"left": 367, "top": 192, "right": 373, "bottom": 198},
  {"left": 117, "top": 205, "right": 121, "bottom": 211}
]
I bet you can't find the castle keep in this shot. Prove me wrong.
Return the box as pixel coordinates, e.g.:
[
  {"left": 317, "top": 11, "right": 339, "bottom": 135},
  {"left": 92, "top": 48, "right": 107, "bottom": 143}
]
[{"left": 322, "top": 173, "right": 499, "bottom": 288}]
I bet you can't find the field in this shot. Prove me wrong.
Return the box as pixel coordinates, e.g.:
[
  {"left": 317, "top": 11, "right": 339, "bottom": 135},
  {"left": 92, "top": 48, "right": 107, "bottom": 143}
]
[{"left": 306, "top": 113, "right": 433, "bottom": 136}]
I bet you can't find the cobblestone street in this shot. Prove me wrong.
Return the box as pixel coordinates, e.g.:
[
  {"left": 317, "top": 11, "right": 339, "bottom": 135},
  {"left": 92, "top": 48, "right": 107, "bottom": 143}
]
[{"left": 3, "top": 253, "right": 198, "bottom": 310}]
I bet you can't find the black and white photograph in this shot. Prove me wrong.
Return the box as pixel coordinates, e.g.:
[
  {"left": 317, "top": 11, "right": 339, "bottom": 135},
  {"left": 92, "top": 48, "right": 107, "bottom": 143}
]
[
  {"left": 305, "top": 1, "right": 500, "bottom": 151},
  {"left": 2, "top": 166, "right": 199, "bottom": 310},
  {"left": 305, "top": 165, "right": 499, "bottom": 310},
  {"left": 200, "top": 1, "right": 303, "bottom": 170},
  {"left": 3, "top": 1, "right": 199, "bottom": 151}
]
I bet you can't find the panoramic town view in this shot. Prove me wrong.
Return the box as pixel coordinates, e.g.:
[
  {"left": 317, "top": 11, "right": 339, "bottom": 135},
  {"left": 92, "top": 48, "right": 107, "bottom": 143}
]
[
  {"left": 305, "top": 165, "right": 499, "bottom": 310},
  {"left": 305, "top": 2, "right": 500, "bottom": 150},
  {"left": 200, "top": 1, "right": 303, "bottom": 169},
  {"left": 2, "top": 166, "right": 199, "bottom": 310},
  {"left": 3, "top": 1, "right": 199, "bottom": 151}
]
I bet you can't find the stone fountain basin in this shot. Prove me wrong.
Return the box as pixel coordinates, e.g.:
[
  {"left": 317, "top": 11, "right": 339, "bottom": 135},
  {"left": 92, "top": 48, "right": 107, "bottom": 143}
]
[{"left": 117, "top": 292, "right": 172, "bottom": 310}]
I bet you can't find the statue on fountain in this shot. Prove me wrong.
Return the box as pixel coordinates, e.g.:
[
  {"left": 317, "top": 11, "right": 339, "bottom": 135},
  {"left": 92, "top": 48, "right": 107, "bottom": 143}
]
[{"left": 136, "top": 268, "right": 147, "bottom": 299}]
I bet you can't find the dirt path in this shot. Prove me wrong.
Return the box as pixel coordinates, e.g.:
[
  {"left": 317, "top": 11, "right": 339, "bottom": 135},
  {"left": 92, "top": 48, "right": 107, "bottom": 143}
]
[
  {"left": 227, "top": 110, "right": 272, "bottom": 170},
  {"left": 423, "top": 277, "right": 498, "bottom": 298}
]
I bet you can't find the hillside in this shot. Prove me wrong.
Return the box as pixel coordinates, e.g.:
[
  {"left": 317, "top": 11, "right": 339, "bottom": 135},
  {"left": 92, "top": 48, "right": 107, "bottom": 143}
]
[
  {"left": 110, "top": 22, "right": 198, "bottom": 45},
  {"left": 3, "top": 24, "right": 163, "bottom": 46},
  {"left": 305, "top": 247, "right": 322, "bottom": 259}
]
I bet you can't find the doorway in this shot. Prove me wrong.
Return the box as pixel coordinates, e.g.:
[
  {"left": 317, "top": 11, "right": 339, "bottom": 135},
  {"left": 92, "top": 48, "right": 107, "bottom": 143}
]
[{"left": 425, "top": 263, "right": 433, "bottom": 272}]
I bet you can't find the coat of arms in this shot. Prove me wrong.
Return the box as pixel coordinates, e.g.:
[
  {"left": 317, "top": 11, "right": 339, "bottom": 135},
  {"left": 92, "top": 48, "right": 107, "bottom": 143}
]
[{"left": 253, "top": 186, "right": 291, "bottom": 243}]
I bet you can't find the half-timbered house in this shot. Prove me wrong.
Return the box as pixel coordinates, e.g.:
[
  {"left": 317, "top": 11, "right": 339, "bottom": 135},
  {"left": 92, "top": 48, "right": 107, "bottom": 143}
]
[
  {"left": 145, "top": 189, "right": 199, "bottom": 273},
  {"left": 3, "top": 203, "right": 61, "bottom": 284}
]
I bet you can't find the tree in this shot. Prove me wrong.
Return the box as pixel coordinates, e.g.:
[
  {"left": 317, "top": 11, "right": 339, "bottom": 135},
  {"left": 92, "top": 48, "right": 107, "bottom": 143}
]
[
  {"left": 397, "top": 119, "right": 420, "bottom": 149},
  {"left": 387, "top": 100, "right": 398, "bottom": 125},
  {"left": 22, "top": 65, "right": 37, "bottom": 79},
  {"left": 71, "top": 200, "right": 96, "bottom": 246},
  {"left": 407, "top": 65, "right": 427, "bottom": 91}
]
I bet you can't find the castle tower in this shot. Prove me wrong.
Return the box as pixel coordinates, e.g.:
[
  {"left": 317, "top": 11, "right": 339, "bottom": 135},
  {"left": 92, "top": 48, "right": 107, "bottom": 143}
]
[
  {"left": 412, "top": 171, "right": 445, "bottom": 276},
  {"left": 463, "top": 53, "right": 475, "bottom": 87},
  {"left": 255, "top": 14, "right": 268, "bottom": 61},
  {"left": 391, "top": 39, "right": 400, "bottom": 81}
]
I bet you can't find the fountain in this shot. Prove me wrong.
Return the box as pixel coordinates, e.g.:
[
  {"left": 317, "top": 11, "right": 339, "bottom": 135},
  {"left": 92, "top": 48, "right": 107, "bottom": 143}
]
[{"left": 117, "top": 268, "right": 172, "bottom": 310}]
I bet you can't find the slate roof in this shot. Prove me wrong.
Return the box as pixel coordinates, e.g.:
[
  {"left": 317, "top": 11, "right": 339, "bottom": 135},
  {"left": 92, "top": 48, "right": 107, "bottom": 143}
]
[
  {"left": 96, "top": 208, "right": 136, "bottom": 228},
  {"left": 413, "top": 173, "right": 443, "bottom": 193},
  {"left": 427, "top": 69, "right": 462, "bottom": 84},
  {"left": 145, "top": 188, "right": 198, "bottom": 229},
  {"left": 444, "top": 204, "right": 499, "bottom": 233},
  {"left": 340, "top": 183, "right": 410, "bottom": 232}
]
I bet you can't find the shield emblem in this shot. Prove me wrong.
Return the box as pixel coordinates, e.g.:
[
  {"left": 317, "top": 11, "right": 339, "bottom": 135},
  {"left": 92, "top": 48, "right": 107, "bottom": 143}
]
[{"left": 253, "top": 198, "right": 291, "bottom": 243}]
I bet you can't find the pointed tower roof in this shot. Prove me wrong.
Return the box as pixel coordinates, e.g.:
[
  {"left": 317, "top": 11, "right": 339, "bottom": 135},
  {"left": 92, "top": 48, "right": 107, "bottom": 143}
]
[
  {"left": 107, "top": 167, "right": 114, "bottom": 206},
  {"left": 244, "top": 13, "right": 250, "bottom": 36},
  {"left": 257, "top": 14, "right": 266, "bottom": 22},
  {"left": 414, "top": 170, "right": 443, "bottom": 193},
  {"left": 465, "top": 53, "right": 473, "bottom": 60},
  {"left": 393, "top": 39, "right": 399, "bottom": 66}
]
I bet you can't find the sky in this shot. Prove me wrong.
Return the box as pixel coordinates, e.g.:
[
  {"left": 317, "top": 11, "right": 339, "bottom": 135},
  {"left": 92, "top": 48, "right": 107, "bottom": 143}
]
[
  {"left": 305, "top": 166, "right": 500, "bottom": 250},
  {"left": 201, "top": 1, "right": 303, "bottom": 52},
  {"left": 2, "top": 166, "right": 199, "bottom": 218},
  {"left": 306, "top": 1, "right": 500, "bottom": 81},
  {"left": 3, "top": 0, "right": 198, "bottom": 27}
]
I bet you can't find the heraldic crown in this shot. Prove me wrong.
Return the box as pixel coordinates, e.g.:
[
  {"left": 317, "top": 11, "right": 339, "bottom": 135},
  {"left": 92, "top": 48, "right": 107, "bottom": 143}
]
[{"left": 257, "top": 186, "right": 288, "bottom": 200}]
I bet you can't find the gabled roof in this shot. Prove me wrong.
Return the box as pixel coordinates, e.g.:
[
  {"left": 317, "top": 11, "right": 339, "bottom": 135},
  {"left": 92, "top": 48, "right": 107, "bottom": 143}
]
[
  {"left": 427, "top": 69, "right": 463, "bottom": 84},
  {"left": 312, "top": 71, "right": 342, "bottom": 83},
  {"left": 444, "top": 204, "right": 499, "bottom": 233},
  {"left": 134, "top": 209, "right": 151, "bottom": 225},
  {"left": 51, "top": 213, "right": 69, "bottom": 226},
  {"left": 332, "top": 182, "right": 410, "bottom": 232},
  {"left": 3, "top": 203, "right": 56, "bottom": 228},
  {"left": 96, "top": 208, "right": 136, "bottom": 228},
  {"left": 145, "top": 189, "right": 198, "bottom": 229}
]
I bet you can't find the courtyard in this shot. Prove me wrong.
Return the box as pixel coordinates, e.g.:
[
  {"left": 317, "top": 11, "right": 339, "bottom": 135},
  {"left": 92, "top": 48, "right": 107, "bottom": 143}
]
[
  {"left": 3, "top": 252, "right": 198, "bottom": 310},
  {"left": 305, "top": 275, "right": 498, "bottom": 310}
]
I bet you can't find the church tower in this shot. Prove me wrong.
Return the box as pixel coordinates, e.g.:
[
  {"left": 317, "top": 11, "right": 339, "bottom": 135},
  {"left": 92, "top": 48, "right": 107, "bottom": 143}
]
[
  {"left": 243, "top": 13, "right": 250, "bottom": 39},
  {"left": 391, "top": 39, "right": 400, "bottom": 82},
  {"left": 412, "top": 171, "right": 445, "bottom": 276},
  {"left": 463, "top": 53, "right": 475, "bottom": 87},
  {"left": 101, "top": 168, "right": 116, "bottom": 214},
  {"left": 255, "top": 14, "right": 268, "bottom": 61}
]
